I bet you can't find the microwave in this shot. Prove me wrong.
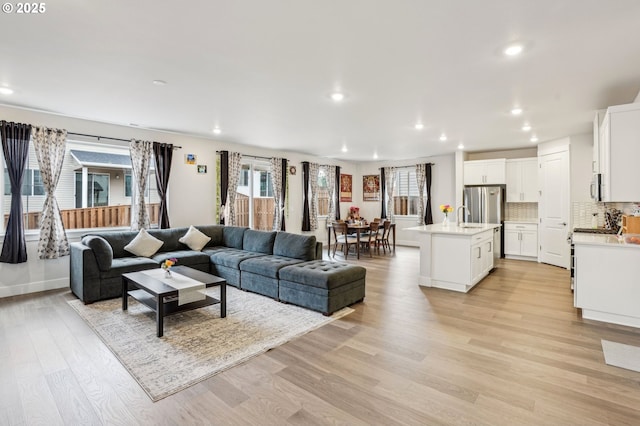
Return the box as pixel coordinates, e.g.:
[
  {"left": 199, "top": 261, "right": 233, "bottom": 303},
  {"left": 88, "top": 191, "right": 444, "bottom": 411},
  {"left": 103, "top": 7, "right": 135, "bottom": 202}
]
[{"left": 590, "top": 173, "right": 602, "bottom": 202}]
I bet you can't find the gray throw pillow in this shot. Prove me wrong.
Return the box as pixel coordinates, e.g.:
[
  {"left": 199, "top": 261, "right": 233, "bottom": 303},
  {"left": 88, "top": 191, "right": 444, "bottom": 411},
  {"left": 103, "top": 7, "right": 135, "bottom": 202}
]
[{"left": 82, "top": 235, "right": 113, "bottom": 271}]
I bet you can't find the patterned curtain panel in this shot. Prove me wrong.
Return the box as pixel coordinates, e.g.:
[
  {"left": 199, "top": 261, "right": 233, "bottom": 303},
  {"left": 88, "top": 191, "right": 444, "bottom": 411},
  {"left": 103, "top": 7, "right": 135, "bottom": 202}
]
[
  {"left": 301, "top": 162, "right": 311, "bottom": 231},
  {"left": 380, "top": 170, "right": 387, "bottom": 219},
  {"left": 129, "top": 139, "right": 152, "bottom": 230},
  {"left": 309, "top": 162, "right": 319, "bottom": 231},
  {"left": 384, "top": 167, "right": 397, "bottom": 221},
  {"left": 32, "top": 126, "right": 70, "bottom": 259},
  {"left": 270, "top": 157, "right": 283, "bottom": 231},
  {"left": 415, "top": 163, "right": 426, "bottom": 225},
  {"left": 425, "top": 163, "right": 433, "bottom": 225},
  {"left": 219, "top": 151, "right": 229, "bottom": 224},
  {"left": 226, "top": 152, "right": 242, "bottom": 226},
  {"left": 325, "top": 165, "right": 336, "bottom": 221},
  {"left": 152, "top": 142, "right": 173, "bottom": 229},
  {"left": 0, "top": 121, "right": 31, "bottom": 264}
]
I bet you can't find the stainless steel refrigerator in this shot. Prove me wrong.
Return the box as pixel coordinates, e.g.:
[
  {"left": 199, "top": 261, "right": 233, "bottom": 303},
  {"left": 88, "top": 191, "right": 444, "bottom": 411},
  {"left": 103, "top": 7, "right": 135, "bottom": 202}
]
[{"left": 463, "top": 185, "right": 505, "bottom": 259}]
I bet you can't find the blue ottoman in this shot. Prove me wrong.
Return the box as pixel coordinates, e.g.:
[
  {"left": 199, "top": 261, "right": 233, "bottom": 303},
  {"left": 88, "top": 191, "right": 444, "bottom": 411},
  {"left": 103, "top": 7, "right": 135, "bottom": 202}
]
[{"left": 278, "top": 260, "right": 366, "bottom": 315}]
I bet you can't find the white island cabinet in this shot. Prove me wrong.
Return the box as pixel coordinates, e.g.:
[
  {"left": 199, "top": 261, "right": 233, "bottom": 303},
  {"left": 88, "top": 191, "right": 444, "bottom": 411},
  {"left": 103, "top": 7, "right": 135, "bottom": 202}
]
[
  {"left": 574, "top": 233, "right": 640, "bottom": 328},
  {"left": 405, "top": 223, "right": 501, "bottom": 293}
]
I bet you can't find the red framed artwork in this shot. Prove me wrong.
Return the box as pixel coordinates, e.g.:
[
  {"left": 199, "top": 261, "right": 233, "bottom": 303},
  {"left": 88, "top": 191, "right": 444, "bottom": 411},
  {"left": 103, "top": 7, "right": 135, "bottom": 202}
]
[
  {"left": 340, "top": 173, "right": 352, "bottom": 202},
  {"left": 363, "top": 174, "right": 380, "bottom": 201}
]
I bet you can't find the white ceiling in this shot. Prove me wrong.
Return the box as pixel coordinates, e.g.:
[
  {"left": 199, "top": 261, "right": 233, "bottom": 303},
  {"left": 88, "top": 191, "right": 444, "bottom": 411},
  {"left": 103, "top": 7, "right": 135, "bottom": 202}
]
[{"left": 1, "top": 1, "right": 640, "bottom": 161}]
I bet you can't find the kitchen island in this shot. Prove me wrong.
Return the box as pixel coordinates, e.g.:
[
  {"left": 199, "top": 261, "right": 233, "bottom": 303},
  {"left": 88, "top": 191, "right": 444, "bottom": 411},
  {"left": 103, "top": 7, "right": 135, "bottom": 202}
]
[
  {"left": 405, "top": 223, "right": 501, "bottom": 293},
  {"left": 573, "top": 232, "right": 640, "bottom": 328}
]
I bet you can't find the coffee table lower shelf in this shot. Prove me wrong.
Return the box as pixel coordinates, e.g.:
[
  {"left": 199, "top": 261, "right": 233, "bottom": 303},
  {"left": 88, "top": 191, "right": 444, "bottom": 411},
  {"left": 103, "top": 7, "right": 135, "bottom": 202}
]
[{"left": 128, "top": 289, "right": 220, "bottom": 315}]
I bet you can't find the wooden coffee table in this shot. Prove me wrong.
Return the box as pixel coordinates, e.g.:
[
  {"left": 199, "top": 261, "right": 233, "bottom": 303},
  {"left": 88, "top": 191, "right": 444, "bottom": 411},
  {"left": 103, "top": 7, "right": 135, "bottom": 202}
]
[{"left": 122, "top": 265, "right": 226, "bottom": 337}]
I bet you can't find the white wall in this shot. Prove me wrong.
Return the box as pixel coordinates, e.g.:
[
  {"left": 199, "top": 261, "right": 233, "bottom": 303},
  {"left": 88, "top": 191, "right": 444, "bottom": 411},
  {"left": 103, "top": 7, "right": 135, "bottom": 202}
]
[{"left": 569, "top": 133, "right": 593, "bottom": 202}]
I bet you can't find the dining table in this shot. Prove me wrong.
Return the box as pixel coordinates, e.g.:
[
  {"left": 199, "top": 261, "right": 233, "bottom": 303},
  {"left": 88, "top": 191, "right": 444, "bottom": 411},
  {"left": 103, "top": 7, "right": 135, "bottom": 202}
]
[{"left": 327, "top": 222, "right": 396, "bottom": 259}]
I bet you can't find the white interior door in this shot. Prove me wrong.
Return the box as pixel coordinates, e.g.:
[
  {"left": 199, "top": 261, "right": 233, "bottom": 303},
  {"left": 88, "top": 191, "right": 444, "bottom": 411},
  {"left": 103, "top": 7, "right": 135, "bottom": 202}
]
[{"left": 539, "top": 150, "right": 570, "bottom": 268}]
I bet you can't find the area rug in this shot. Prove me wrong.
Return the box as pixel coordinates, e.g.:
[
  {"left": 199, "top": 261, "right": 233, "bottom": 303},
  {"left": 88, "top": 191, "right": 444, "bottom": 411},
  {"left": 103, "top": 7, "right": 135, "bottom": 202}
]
[
  {"left": 601, "top": 340, "right": 640, "bottom": 372},
  {"left": 68, "top": 287, "right": 353, "bottom": 401}
]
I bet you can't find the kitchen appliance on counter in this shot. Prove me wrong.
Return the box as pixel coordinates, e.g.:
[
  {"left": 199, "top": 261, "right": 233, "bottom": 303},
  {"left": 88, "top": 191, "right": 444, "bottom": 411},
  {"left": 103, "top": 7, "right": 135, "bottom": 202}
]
[{"left": 463, "top": 185, "right": 505, "bottom": 259}]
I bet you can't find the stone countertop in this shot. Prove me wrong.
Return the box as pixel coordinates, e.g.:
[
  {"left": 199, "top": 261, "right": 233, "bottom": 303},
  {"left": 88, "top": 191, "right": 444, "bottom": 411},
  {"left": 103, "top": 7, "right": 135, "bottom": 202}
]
[
  {"left": 504, "top": 220, "right": 538, "bottom": 224},
  {"left": 573, "top": 232, "right": 640, "bottom": 249},
  {"left": 405, "top": 223, "right": 501, "bottom": 236}
]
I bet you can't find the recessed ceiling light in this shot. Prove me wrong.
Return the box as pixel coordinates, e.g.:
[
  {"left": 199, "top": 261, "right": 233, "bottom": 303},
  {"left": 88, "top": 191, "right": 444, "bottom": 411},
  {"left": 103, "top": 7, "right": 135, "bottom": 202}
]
[
  {"left": 0, "top": 87, "right": 14, "bottom": 95},
  {"left": 331, "top": 92, "right": 345, "bottom": 102},
  {"left": 504, "top": 44, "right": 524, "bottom": 56},
  {"left": 152, "top": 80, "right": 167, "bottom": 86},
  {"left": 373, "top": 152, "right": 379, "bottom": 159},
  {"left": 530, "top": 135, "right": 538, "bottom": 143},
  {"left": 341, "top": 145, "right": 348, "bottom": 153},
  {"left": 457, "top": 143, "right": 464, "bottom": 150},
  {"left": 213, "top": 127, "right": 221, "bottom": 135},
  {"left": 415, "top": 123, "right": 424, "bottom": 130},
  {"left": 522, "top": 123, "right": 532, "bottom": 132},
  {"left": 439, "top": 134, "right": 447, "bottom": 142},
  {"left": 511, "top": 107, "right": 523, "bottom": 115}
]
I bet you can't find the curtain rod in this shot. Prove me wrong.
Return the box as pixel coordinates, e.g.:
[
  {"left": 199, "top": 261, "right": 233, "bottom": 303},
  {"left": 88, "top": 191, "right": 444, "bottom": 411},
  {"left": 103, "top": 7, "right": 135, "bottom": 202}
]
[
  {"left": 378, "top": 162, "right": 435, "bottom": 170},
  {"left": 216, "top": 151, "right": 274, "bottom": 161},
  {"left": 67, "top": 132, "right": 182, "bottom": 149}
]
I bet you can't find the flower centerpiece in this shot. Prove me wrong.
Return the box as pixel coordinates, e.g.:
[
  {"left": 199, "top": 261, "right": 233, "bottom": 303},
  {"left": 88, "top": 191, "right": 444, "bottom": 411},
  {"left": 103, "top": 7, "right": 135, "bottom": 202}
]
[
  {"left": 439, "top": 204, "right": 453, "bottom": 225},
  {"left": 161, "top": 258, "right": 177, "bottom": 277},
  {"left": 349, "top": 206, "right": 361, "bottom": 224}
]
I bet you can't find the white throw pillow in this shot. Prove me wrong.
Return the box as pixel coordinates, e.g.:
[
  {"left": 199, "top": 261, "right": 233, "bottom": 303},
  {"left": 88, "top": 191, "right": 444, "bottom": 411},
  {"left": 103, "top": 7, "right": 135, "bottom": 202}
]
[
  {"left": 179, "top": 225, "right": 211, "bottom": 251},
  {"left": 124, "top": 228, "right": 164, "bottom": 257}
]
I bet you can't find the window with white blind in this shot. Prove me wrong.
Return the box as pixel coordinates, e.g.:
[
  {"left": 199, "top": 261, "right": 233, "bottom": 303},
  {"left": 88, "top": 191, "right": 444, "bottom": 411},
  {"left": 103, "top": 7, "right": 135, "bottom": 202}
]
[{"left": 393, "top": 169, "right": 421, "bottom": 216}]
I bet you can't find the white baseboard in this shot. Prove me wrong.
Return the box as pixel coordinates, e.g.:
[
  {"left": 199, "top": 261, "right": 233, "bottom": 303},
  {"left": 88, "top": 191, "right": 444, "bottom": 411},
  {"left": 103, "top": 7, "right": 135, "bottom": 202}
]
[{"left": 0, "top": 278, "right": 68, "bottom": 299}]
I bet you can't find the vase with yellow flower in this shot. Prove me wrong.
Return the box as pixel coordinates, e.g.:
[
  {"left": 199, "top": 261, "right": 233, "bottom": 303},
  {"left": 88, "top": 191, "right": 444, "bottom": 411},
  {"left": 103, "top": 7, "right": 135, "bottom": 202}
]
[
  {"left": 161, "top": 258, "right": 177, "bottom": 277},
  {"left": 439, "top": 204, "right": 453, "bottom": 226}
]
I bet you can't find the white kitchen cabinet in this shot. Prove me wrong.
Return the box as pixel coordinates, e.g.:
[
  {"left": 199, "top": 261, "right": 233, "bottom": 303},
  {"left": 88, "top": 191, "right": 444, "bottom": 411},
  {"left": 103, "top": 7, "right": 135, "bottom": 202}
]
[
  {"left": 463, "top": 159, "right": 506, "bottom": 185},
  {"left": 504, "top": 222, "right": 538, "bottom": 260},
  {"left": 574, "top": 236, "right": 640, "bottom": 328},
  {"left": 599, "top": 103, "right": 640, "bottom": 202},
  {"left": 505, "top": 158, "right": 538, "bottom": 202}
]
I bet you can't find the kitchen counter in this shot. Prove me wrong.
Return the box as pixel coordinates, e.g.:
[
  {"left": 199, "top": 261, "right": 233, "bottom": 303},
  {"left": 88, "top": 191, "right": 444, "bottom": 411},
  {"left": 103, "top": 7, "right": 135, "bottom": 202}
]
[
  {"left": 405, "top": 223, "right": 500, "bottom": 293},
  {"left": 504, "top": 219, "right": 537, "bottom": 224},
  {"left": 573, "top": 233, "right": 640, "bottom": 249},
  {"left": 406, "top": 223, "right": 500, "bottom": 235}
]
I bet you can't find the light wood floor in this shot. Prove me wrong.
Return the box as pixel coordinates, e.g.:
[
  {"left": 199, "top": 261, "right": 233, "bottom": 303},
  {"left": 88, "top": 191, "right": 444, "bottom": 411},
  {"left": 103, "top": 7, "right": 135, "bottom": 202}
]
[{"left": 2, "top": 247, "right": 640, "bottom": 425}]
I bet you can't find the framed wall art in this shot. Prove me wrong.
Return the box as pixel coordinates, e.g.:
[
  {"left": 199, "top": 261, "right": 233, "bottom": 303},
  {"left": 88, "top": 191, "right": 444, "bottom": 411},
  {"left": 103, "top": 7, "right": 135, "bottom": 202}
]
[
  {"left": 197, "top": 164, "right": 207, "bottom": 174},
  {"left": 363, "top": 174, "right": 380, "bottom": 201},
  {"left": 185, "top": 153, "right": 197, "bottom": 165},
  {"left": 340, "top": 173, "right": 352, "bottom": 202}
]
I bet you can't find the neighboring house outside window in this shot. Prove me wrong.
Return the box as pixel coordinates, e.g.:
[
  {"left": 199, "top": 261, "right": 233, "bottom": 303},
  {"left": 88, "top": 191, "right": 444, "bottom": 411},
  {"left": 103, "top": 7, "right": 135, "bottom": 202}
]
[
  {"left": 235, "top": 160, "right": 274, "bottom": 230},
  {"left": 317, "top": 168, "right": 329, "bottom": 216},
  {"left": 393, "top": 169, "right": 422, "bottom": 216}
]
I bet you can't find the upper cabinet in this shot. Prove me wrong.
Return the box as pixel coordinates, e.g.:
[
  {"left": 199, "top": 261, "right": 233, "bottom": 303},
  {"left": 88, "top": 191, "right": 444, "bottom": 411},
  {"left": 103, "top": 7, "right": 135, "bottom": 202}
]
[
  {"left": 463, "top": 159, "right": 506, "bottom": 185},
  {"left": 592, "top": 110, "right": 606, "bottom": 173},
  {"left": 505, "top": 158, "right": 538, "bottom": 202},
  {"left": 599, "top": 103, "right": 640, "bottom": 202}
]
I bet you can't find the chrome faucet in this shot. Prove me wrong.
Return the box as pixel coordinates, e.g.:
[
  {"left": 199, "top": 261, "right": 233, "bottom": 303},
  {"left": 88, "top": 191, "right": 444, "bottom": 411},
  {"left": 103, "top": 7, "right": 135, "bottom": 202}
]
[{"left": 457, "top": 205, "right": 469, "bottom": 225}]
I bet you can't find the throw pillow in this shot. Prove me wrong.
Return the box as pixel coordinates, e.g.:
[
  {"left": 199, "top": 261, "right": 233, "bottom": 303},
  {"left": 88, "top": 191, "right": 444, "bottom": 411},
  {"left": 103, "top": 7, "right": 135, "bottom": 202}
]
[
  {"left": 124, "top": 228, "right": 164, "bottom": 257},
  {"left": 179, "top": 225, "right": 211, "bottom": 251}
]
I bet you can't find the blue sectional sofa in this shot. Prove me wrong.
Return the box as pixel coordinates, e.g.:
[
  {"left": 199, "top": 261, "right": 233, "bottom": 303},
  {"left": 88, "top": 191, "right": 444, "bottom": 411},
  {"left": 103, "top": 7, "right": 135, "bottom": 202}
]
[{"left": 70, "top": 225, "right": 366, "bottom": 315}]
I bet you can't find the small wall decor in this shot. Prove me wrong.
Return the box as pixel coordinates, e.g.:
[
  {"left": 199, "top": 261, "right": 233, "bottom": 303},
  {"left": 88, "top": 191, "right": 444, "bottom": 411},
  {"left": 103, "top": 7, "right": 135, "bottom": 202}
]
[
  {"left": 185, "top": 153, "right": 197, "bottom": 165},
  {"left": 363, "top": 174, "right": 380, "bottom": 201},
  {"left": 340, "top": 173, "right": 352, "bottom": 202},
  {"left": 289, "top": 165, "right": 297, "bottom": 175},
  {"left": 197, "top": 164, "right": 207, "bottom": 174}
]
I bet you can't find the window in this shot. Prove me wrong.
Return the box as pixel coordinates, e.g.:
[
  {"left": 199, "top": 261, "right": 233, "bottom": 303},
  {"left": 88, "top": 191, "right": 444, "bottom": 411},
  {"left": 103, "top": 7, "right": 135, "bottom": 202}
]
[
  {"left": 124, "top": 174, "right": 132, "bottom": 197},
  {"left": 234, "top": 160, "right": 274, "bottom": 230},
  {"left": 317, "top": 168, "right": 330, "bottom": 216},
  {"left": 392, "top": 169, "right": 422, "bottom": 216},
  {"left": 4, "top": 169, "right": 45, "bottom": 196},
  {"left": 75, "top": 173, "right": 110, "bottom": 208}
]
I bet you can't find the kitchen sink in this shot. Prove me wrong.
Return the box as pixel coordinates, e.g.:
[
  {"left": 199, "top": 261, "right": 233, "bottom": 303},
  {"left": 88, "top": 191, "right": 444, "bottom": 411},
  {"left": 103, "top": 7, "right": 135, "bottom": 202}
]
[{"left": 457, "top": 223, "right": 485, "bottom": 228}]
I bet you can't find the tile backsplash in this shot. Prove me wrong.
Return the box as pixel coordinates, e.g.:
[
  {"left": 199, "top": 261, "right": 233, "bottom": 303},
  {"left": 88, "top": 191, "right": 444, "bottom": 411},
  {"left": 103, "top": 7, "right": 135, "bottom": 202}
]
[
  {"left": 571, "top": 201, "right": 640, "bottom": 228},
  {"left": 505, "top": 203, "right": 538, "bottom": 221}
]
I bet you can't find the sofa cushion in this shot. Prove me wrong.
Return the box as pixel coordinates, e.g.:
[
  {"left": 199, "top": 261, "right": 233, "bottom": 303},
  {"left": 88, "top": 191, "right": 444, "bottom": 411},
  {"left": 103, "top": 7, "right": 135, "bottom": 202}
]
[
  {"left": 239, "top": 255, "right": 304, "bottom": 278},
  {"left": 152, "top": 250, "right": 211, "bottom": 267},
  {"left": 148, "top": 228, "right": 186, "bottom": 252},
  {"left": 273, "top": 232, "right": 317, "bottom": 260},
  {"left": 223, "top": 226, "right": 248, "bottom": 249},
  {"left": 124, "top": 229, "right": 164, "bottom": 257},
  {"left": 100, "top": 256, "right": 158, "bottom": 279},
  {"left": 210, "top": 248, "right": 266, "bottom": 269},
  {"left": 279, "top": 260, "right": 366, "bottom": 290},
  {"left": 243, "top": 229, "right": 276, "bottom": 254},
  {"left": 81, "top": 235, "right": 113, "bottom": 271},
  {"left": 179, "top": 225, "right": 211, "bottom": 251},
  {"left": 195, "top": 225, "right": 224, "bottom": 247}
]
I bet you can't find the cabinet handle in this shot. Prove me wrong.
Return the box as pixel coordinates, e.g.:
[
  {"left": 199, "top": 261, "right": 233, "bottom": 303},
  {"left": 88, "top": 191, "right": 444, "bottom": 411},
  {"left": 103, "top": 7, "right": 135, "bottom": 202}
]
[
  {"left": 488, "top": 242, "right": 492, "bottom": 252},
  {"left": 477, "top": 247, "right": 481, "bottom": 258}
]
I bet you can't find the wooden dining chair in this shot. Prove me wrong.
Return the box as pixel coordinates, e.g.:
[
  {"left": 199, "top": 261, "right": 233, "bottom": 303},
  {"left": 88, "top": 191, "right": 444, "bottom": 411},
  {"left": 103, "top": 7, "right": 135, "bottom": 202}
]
[
  {"left": 362, "top": 221, "right": 381, "bottom": 257},
  {"left": 332, "top": 221, "right": 358, "bottom": 258},
  {"left": 376, "top": 220, "right": 392, "bottom": 254}
]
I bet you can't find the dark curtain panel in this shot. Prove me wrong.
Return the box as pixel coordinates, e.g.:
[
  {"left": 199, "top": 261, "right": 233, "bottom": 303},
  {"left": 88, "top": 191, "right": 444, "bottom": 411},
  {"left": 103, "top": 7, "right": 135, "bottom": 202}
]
[
  {"left": 280, "top": 158, "right": 287, "bottom": 230},
  {"left": 219, "top": 151, "right": 229, "bottom": 224},
  {"left": 334, "top": 166, "right": 341, "bottom": 220},
  {"left": 301, "top": 162, "right": 310, "bottom": 231},
  {"left": 0, "top": 121, "right": 32, "bottom": 264},
  {"left": 152, "top": 142, "right": 173, "bottom": 229},
  {"left": 380, "top": 170, "right": 387, "bottom": 219},
  {"left": 425, "top": 163, "right": 433, "bottom": 225}
]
